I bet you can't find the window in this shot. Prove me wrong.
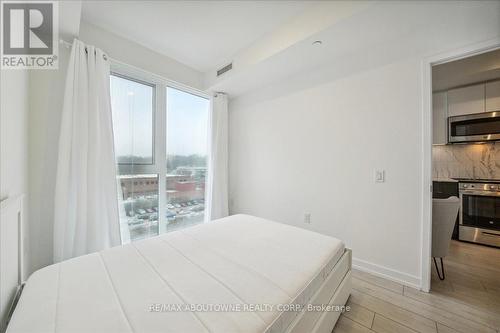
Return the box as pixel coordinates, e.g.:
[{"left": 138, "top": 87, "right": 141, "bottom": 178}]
[
  {"left": 110, "top": 75, "right": 154, "bottom": 164},
  {"left": 166, "top": 87, "right": 209, "bottom": 231},
  {"left": 110, "top": 73, "right": 209, "bottom": 243}
]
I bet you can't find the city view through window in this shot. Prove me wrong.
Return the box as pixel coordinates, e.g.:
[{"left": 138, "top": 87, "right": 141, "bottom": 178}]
[{"left": 111, "top": 75, "right": 209, "bottom": 242}]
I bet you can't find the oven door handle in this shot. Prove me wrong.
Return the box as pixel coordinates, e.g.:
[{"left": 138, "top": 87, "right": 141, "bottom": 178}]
[{"left": 459, "top": 191, "right": 500, "bottom": 197}]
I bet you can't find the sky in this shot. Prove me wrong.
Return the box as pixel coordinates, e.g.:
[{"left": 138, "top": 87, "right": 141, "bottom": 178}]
[
  {"left": 110, "top": 75, "right": 209, "bottom": 160},
  {"left": 166, "top": 87, "right": 209, "bottom": 156}
]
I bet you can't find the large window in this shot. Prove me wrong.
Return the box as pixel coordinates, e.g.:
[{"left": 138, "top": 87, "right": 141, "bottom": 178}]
[{"left": 110, "top": 73, "right": 209, "bottom": 243}]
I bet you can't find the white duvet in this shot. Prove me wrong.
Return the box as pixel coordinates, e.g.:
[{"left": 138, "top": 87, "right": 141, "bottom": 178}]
[{"left": 8, "top": 214, "right": 344, "bottom": 333}]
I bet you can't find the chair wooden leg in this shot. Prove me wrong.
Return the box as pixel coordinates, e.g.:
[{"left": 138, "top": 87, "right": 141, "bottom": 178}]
[{"left": 433, "top": 257, "right": 445, "bottom": 280}]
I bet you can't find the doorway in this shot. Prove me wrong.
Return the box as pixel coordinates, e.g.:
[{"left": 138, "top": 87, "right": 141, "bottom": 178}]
[{"left": 422, "top": 40, "right": 500, "bottom": 313}]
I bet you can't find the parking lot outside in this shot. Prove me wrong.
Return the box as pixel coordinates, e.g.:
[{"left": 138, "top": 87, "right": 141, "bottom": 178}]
[{"left": 118, "top": 166, "right": 207, "bottom": 242}]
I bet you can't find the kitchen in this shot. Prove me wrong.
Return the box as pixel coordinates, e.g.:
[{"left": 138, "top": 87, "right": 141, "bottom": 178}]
[{"left": 431, "top": 48, "right": 500, "bottom": 313}]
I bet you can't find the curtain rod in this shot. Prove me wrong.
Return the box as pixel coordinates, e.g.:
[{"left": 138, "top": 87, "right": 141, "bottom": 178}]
[
  {"left": 60, "top": 39, "right": 133, "bottom": 69},
  {"left": 59, "top": 39, "right": 211, "bottom": 99},
  {"left": 59, "top": 39, "right": 108, "bottom": 61}
]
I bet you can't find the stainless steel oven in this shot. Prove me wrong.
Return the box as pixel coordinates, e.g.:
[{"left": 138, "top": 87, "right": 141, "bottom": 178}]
[
  {"left": 459, "top": 181, "right": 500, "bottom": 247},
  {"left": 449, "top": 111, "right": 500, "bottom": 143}
]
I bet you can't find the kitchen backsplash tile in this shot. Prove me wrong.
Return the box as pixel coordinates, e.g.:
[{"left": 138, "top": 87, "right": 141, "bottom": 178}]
[{"left": 433, "top": 142, "right": 500, "bottom": 180}]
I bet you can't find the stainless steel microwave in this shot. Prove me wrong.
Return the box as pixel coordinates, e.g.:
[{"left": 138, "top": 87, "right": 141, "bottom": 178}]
[{"left": 448, "top": 111, "right": 500, "bottom": 143}]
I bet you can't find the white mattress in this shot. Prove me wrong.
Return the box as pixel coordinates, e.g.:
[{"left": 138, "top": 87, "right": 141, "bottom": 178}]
[{"left": 8, "top": 214, "right": 344, "bottom": 333}]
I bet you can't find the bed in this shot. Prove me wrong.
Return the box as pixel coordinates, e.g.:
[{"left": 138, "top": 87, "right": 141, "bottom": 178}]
[{"left": 7, "top": 214, "right": 351, "bottom": 333}]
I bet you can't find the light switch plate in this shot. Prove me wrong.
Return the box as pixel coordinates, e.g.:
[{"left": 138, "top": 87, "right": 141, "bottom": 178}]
[{"left": 375, "top": 170, "right": 385, "bottom": 183}]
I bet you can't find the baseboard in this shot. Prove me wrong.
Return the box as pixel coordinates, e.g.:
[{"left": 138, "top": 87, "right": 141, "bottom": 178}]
[{"left": 352, "top": 257, "right": 421, "bottom": 289}]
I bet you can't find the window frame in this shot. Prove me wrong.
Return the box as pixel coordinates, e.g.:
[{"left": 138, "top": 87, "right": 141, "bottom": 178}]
[{"left": 110, "top": 62, "right": 211, "bottom": 236}]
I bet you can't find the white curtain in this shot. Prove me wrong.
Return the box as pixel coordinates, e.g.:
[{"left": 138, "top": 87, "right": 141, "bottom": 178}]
[
  {"left": 53, "top": 39, "right": 120, "bottom": 262},
  {"left": 207, "top": 93, "right": 229, "bottom": 220}
]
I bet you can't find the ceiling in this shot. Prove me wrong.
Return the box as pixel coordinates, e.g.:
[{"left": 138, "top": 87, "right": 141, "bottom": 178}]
[
  {"left": 433, "top": 49, "right": 500, "bottom": 92},
  {"left": 81, "top": 1, "right": 313, "bottom": 72}
]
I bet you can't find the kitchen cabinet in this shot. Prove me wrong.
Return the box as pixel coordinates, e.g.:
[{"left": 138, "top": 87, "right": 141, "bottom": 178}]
[
  {"left": 432, "top": 91, "right": 447, "bottom": 145},
  {"left": 447, "top": 84, "right": 485, "bottom": 117},
  {"left": 485, "top": 80, "right": 500, "bottom": 112}
]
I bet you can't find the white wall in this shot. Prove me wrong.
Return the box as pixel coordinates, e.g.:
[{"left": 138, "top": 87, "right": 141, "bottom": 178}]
[
  {"left": 27, "top": 47, "right": 71, "bottom": 273},
  {"left": 0, "top": 0, "right": 80, "bottom": 279},
  {"left": 79, "top": 21, "right": 203, "bottom": 89},
  {"left": 228, "top": 1, "right": 500, "bottom": 287},
  {"left": 0, "top": 69, "right": 30, "bottom": 275}
]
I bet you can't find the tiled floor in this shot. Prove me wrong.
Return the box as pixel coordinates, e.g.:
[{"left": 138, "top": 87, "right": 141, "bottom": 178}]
[{"left": 333, "top": 241, "right": 500, "bottom": 333}]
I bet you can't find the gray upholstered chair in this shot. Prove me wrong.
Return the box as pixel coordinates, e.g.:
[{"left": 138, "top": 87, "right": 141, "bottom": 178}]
[{"left": 432, "top": 196, "right": 460, "bottom": 280}]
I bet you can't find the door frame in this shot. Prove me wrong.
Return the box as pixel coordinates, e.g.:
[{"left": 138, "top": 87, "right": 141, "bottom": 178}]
[{"left": 420, "top": 38, "right": 500, "bottom": 292}]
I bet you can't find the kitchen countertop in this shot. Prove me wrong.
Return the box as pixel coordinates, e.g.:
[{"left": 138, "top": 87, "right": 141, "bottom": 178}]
[
  {"left": 451, "top": 178, "right": 500, "bottom": 184},
  {"left": 433, "top": 178, "right": 458, "bottom": 183},
  {"left": 433, "top": 178, "right": 500, "bottom": 184}
]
